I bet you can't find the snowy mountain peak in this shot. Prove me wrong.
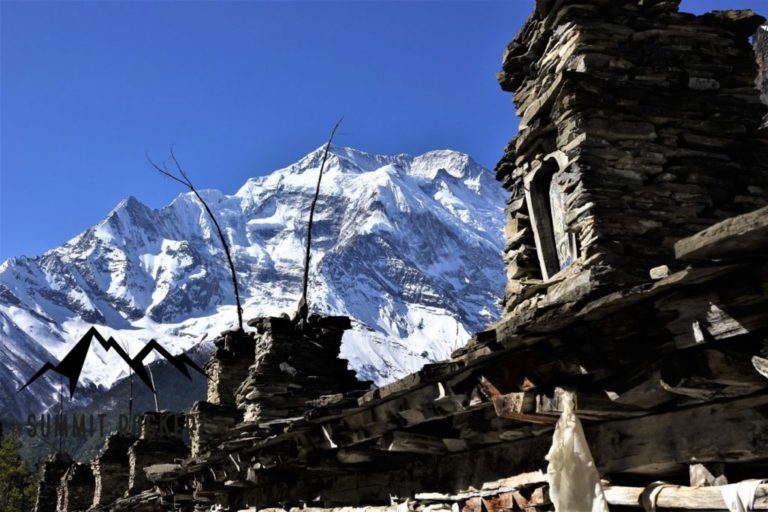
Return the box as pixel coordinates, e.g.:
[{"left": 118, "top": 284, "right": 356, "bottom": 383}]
[{"left": 0, "top": 145, "right": 507, "bottom": 422}]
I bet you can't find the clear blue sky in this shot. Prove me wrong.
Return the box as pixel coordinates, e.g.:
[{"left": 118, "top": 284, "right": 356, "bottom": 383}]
[{"left": 1, "top": 0, "right": 764, "bottom": 261}]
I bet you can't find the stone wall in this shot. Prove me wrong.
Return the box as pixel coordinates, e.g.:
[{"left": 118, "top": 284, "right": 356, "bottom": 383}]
[
  {"left": 495, "top": 0, "right": 768, "bottom": 322},
  {"left": 56, "top": 463, "right": 94, "bottom": 512},
  {"left": 187, "top": 329, "right": 253, "bottom": 458},
  {"left": 128, "top": 412, "right": 188, "bottom": 494},
  {"left": 90, "top": 432, "right": 135, "bottom": 509},
  {"left": 206, "top": 330, "right": 255, "bottom": 405},
  {"left": 235, "top": 315, "right": 370, "bottom": 424},
  {"left": 33, "top": 453, "right": 72, "bottom": 512}
]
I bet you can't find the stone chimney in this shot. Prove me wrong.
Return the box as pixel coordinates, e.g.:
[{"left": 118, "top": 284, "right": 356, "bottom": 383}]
[{"left": 496, "top": 0, "right": 768, "bottom": 324}]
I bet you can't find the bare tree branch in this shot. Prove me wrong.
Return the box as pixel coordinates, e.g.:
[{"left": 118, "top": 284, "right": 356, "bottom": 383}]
[
  {"left": 299, "top": 118, "right": 343, "bottom": 321},
  {"left": 147, "top": 150, "right": 244, "bottom": 331}
]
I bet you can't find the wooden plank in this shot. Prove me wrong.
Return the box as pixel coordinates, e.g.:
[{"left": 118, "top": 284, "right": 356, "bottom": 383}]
[
  {"left": 416, "top": 480, "right": 768, "bottom": 510},
  {"left": 377, "top": 431, "right": 461, "bottom": 455},
  {"left": 537, "top": 387, "right": 646, "bottom": 419},
  {"left": 413, "top": 471, "right": 548, "bottom": 502},
  {"left": 609, "top": 367, "right": 676, "bottom": 410},
  {"left": 658, "top": 349, "right": 767, "bottom": 402},
  {"left": 588, "top": 393, "right": 768, "bottom": 474},
  {"left": 492, "top": 390, "right": 556, "bottom": 425},
  {"left": 528, "top": 486, "right": 550, "bottom": 507},
  {"left": 655, "top": 282, "right": 768, "bottom": 350},
  {"left": 325, "top": 383, "right": 468, "bottom": 447},
  {"left": 603, "top": 483, "right": 768, "bottom": 509},
  {"left": 357, "top": 362, "right": 464, "bottom": 406},
  {"left": 675, "top": 206, "right": 768, "bottom": 261}
]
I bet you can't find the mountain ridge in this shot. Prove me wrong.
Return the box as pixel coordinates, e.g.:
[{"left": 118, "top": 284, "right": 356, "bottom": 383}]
[{"left": 0, "top": 145, "right": 506, "bottom": 422}]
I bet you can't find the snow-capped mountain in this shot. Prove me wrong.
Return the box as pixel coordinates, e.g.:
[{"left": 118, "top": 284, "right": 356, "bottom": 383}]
[{"left": 0, "top": 146, "right": 506, "bottom": 422}]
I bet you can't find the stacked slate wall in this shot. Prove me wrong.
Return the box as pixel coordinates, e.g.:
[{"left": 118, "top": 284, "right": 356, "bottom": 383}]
[
  {"left": 56, "top": 463, "right": 94, "bottom": 512},
  {"left": 33, "top": 453, "right": 72, "bottom": 512},
  {"left": 90, "top": 433, "right": 135, "bottom": 508},
  {"left": 187, "top": 329, "right": 253, "bottom": 457},
  {"left": 235, "top": 315, "right": 370, "bottom": 424},
  {"left": 495, "top": 0, "right": 768, "bottom": 320},
  {"left": 128, "top": 412, "right": 188, "bottom": 494}
]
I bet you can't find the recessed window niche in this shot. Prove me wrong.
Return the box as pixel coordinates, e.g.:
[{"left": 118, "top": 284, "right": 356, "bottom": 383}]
[{"left": 524, "top": 159, "right": 578, "bottom": 280}]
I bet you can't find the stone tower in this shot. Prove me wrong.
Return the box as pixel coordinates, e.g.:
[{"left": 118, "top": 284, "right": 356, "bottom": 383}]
[{"left": 495, "top": 0, "right": 768, "bottom": 326}]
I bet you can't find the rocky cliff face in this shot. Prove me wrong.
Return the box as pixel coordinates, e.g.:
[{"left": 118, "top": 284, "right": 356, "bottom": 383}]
[{"left": 0, "top": 146, "right": 506, "bottom": 422}]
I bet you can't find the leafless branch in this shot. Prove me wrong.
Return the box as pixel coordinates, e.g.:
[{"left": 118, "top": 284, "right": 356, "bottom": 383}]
[
  {"left": 147, "top": 149, "right": 244, "bottom": 331},
  {"left": 299, "top": 118, "right": 343, "bottom": 321}
]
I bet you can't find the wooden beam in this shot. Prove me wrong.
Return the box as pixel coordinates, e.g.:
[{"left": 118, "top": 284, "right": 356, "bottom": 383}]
[
  {"left": 376, "top": 431, "right": 467, "bottom": 455},
  {"left": 603, "top": 482, "right": 768, "bottom": 510},
  {"left": 491, "top": 391, "right": 556, "bottom": 424},
  {"left": 675, "top": 206, "right": 768, "bottom": 261},
  {"left": 588, "top": 393, "right": 768, "bottom": 474},
  {"left": 537, "top": 387, "right": 646, "bottom": 419}
]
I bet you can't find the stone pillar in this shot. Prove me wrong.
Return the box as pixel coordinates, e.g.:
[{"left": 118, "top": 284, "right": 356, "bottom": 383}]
[
  {"left": 33, "top": 452, "right": 72, "bottom": 512},
  {"left": 128, "top": 411, "right": 189, "bottom": 494},
  {"left": 188, "top": 329, "right": 253, "bottom": 458},
  {"left": 206, "top": 330, "right": 256, "bottom": 405},
  {"left": 90, "top": 432, "right": 135, "bottom": 508},
  {"left": 235, "top": 315, "right": 371, "bottom": 425},
  {"left": 56, "top": 463, "right": 94, "bottom": 512}
]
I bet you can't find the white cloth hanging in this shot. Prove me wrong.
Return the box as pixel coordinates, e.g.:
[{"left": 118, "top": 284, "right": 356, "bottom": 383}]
[
  {"left": 720, "top": 479, "right": 764, "bottom": 512},
  {"left": 546, "top": 391, "right": 610, "bottom": 512}
]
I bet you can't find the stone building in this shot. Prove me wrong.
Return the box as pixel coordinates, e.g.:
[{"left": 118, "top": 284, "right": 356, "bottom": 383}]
[
  {"left": 43, "top": 1, "right": 768, "bottom": 511},
  {"left": 495, "top": 1, "right": 768, "bottom": 325}
]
